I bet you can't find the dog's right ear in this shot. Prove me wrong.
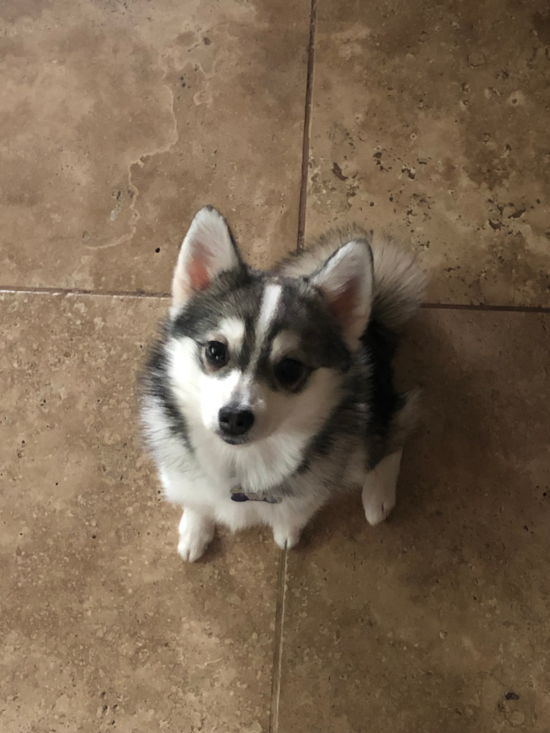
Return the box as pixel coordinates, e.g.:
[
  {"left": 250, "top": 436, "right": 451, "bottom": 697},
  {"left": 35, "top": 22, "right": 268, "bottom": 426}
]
[{"left": 171, "top": 206, "right": 242, "bottom": 310}]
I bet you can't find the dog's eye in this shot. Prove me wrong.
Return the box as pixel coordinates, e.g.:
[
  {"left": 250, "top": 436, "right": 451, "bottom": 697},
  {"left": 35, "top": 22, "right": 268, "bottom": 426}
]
[
  {"left": 205, "top": 341, "right": 228, "bottom": 368},
  {"left": 275, "top": 358, "right": 305, "bottom": 389}
]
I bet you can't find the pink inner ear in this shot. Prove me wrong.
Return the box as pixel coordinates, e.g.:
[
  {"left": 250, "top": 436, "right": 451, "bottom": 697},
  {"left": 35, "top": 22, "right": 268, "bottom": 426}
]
[
  {"left": 329, "top": 278, "right": 359, "bottom": 322},
  {"left": 188, "top": 254, "right": 210, "bottom": 292}
]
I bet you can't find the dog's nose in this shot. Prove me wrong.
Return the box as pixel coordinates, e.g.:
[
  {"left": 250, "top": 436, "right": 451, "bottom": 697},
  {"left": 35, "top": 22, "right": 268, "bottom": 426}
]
[{"left": 218, "top": 404, "right": 255, "bottom": 438}]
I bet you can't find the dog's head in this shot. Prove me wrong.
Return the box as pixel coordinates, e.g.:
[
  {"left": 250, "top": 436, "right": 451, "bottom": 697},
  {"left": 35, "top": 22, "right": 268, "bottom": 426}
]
[{"left": 166, "top": 207, "right": 373, "bottom": 448}]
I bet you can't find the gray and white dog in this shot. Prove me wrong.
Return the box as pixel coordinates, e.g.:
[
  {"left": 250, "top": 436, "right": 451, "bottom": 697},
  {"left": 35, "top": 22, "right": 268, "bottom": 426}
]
[{"left": 141, "top": 206, "right": 425, "bottom": 561}]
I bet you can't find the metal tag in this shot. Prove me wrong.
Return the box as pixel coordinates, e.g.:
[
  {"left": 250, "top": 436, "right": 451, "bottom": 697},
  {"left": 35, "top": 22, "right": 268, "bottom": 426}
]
[{"left": 230, "top": 486, "right": 283, "bottom": 504}]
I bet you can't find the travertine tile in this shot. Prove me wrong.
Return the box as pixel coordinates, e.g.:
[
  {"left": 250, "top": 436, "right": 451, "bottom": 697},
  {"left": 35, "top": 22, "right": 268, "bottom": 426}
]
[
  {"left": 306, "top": 0, "right": 550, "bottom": 306},
  {"left": 0, "top": 0, "right": 310, "bottom": 291},
  {"left": 278, "top": 310, "right": 550, "bottom": 732},
  {"left": 0, "top": 293, "right": 279, "bottom": 732}
]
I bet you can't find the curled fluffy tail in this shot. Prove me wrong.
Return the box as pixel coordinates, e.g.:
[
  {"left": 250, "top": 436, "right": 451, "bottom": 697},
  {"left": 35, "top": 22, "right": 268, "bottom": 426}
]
[
  {"left": 369, "top": 231, "right": 426, "bottom": 333},
  {"left": 276, "top": 224, "right": 426, "bottom": 333}
]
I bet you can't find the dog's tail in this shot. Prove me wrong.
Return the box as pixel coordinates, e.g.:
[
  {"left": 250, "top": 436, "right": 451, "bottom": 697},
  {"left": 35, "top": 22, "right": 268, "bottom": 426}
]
[
  {"left": 275, "top": 225, "right": 426, "bottom": 334},
  {"left": 370, "top": 233, "right": 426, "bottom": 334}
]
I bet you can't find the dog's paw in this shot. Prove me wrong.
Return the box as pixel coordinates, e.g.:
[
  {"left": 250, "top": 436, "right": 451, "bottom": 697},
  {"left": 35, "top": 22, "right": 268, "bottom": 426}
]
[
  {"left": 273, "top": 526, "right": 302, "bottom": 551},
  {"left": 177, "top": 512, "right": 215, "bottom": 563},
  {"left": 362, "top": 450, "right": 402, "bottom": 527},
  {"left": 362, "top": 492, "right": 396, "bottom": 526}
]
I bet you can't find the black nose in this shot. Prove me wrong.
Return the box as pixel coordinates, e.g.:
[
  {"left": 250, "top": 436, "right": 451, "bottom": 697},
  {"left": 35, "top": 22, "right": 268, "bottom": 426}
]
[{"left": 218, "top": 404, "right": 255, "bottom": 438}]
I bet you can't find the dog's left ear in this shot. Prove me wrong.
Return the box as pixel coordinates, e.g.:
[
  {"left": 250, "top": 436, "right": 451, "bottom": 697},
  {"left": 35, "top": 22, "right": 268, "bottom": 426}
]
[
  {"left": 172, "top": 206, "right": 242, "bottom": 310},
  {"left": 310, "top": 239, "right": 374, "bottom": 345}
]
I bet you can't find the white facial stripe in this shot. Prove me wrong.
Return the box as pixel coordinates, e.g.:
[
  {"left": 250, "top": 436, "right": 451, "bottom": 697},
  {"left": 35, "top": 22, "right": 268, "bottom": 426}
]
[
  {"left": 236, "top": 373, "right": 253, "bottom": 405},
  {"left": 200, "top": 369, "right": 242, "bottom": 431},
  {"left": 271, "top": 330, "right": 300, "bottom": 360},
  {"left": 217, "top": 317, "right": 245, "bottom": 354},
  {"left": 256, "top": 283, "right": 282, "bottom": 345}
]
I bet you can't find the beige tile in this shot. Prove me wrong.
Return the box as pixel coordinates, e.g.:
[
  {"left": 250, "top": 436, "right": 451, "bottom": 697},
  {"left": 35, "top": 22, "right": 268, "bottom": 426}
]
[
  {"left": 306, "top": 1, "right": 550, "bottom": 306},
  {"left": 0, "top": 293, "right": 280, "bottom": 732},
  {"left": 0, "top": 0, "right": 309, "bottom": 291},
  {"left": 278, "top": 310, "right": 550, "bottom": 732}
]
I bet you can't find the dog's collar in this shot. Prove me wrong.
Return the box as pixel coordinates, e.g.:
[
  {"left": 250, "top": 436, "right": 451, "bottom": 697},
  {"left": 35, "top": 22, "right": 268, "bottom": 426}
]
[{"left": 230, "top": 486, "right": 282, "bottom": 504}]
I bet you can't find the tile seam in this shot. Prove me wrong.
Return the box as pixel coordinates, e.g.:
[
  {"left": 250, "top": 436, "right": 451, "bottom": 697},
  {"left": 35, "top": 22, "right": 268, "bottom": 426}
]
[
  {"left": 268, "top": 548, "right": 289, "bottom": 733},
  {"left": 0, "top": 286, "right": 171, "bottom": 300},
  {"left": 2, "top": 287, "right": 550, "bottom": 313},
  {"left": 421, "top": 302, "right": 550, "bottom": 314},
  {"left": 296, "top": 0, "right": 319, "bottom": 252}
]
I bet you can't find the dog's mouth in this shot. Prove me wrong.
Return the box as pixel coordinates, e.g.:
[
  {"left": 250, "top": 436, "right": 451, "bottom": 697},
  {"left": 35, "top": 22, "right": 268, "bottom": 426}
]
[{"left": 217, "top": 432, "right": 251, "bottom": 446}]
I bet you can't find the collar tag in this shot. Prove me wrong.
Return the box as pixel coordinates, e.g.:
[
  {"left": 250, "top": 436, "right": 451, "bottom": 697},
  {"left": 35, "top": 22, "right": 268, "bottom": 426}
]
[{"left": 230, "top": 486, "right": 282, "bottom": 504}]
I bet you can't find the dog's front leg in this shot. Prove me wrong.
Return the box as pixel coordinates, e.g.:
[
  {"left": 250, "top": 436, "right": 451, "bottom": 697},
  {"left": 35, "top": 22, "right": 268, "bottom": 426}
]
[
  {"left": 272, "top": 521, "right": 304, "bottom": 551},
  {"left": 271, "top": 501, "right": 320, "bottom": 550},
  {"left": 362, "top": 449, "right": 402, "bottom": 526},
  {"left": 177, "top": 508, "right": 215, "bottom": 562}
]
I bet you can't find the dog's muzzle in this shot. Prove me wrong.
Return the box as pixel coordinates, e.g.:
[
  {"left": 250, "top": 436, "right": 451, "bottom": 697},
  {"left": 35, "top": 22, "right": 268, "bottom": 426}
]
[{"left": 218, "top": 403, "right": 254, "bottom": 444}]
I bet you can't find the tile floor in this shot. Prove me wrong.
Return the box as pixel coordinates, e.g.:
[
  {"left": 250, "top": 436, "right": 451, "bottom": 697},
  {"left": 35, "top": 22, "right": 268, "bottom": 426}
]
[{"left": 1, "top": 1, "right": 549, "bottom": 731}]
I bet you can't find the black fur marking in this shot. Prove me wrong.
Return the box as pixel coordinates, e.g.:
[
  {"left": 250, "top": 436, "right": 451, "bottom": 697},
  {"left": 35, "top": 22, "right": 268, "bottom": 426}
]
[
  {"left": 171, "top": 267, "right": 258, "bottom": 340},
  {"left": 296, "top": 314, "right": 404, "bottom": 475},
  {"left": 278, "top": 282, "right": 352, "bottom": 372},
  {"left": 253, "top": 279, "right": 352, "bottom": 392},
  {"left": 361, "top": 318, "right": 403, "bottom": 443},
  {"left": 296, "top": 388, "right": 361, "bottom": 475},
  {"left": 171, "top": 267, "right": 266, "bottom": 378},
  {"left": 142, "top": 325, "right": 190, "bottom": 446},
  {"left": 237, "top": 315, "right": 256, "bottom": 371}
]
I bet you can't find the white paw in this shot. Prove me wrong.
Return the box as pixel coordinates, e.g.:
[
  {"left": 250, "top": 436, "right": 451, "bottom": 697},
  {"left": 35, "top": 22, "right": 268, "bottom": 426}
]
[
  {"left": 273, "top": 526, "right": 302, "bottom": 550},
  {"left": 362, "top": 491, "right": 396, "bottom": 526},
  {"left": 177, "top": 512, "right": 215, "bottom": 563},
  {"left": 362, "top": 450, "right": 402, "bottom": 527}
]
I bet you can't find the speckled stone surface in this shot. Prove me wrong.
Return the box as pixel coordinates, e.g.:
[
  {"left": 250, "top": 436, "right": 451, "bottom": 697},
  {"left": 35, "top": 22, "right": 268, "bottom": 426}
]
[
  {"left": 278, "top": 310, "right": 550, "bottom": 732},
  {"left": 305, "top": 0, "right": 550, "bottom": 306},
  {"left": 0, "top": 293, "right": 280, "bottom": 732},
  {"left": 0, "top": 0, "right": 309, "bottom": 291}
]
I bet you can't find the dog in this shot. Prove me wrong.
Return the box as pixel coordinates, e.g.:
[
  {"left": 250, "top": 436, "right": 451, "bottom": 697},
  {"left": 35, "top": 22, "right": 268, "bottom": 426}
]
[{"left": 140, "top": 206, "right": 425, "bottom": 561}]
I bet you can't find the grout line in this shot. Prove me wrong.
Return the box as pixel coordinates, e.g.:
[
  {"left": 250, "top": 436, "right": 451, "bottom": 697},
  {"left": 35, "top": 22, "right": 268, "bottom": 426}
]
[
  {"left": 268, "top": 547, "right": 289, "bottom": 733},
  {"left": 0, "top": 285, "right": 171, "bottom": 300},
  {"left": 1, "top": 285, "right": 549, "bottom": 314},
  {"left": 296, "top": 0, "right": 318, "bottom": 252},
  {"left": 422, "top": 302, "right": 550, "bottom": 314}
]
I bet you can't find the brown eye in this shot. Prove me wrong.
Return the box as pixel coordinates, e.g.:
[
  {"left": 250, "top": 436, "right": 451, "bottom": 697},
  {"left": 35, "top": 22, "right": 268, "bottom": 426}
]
[
  {"left": 275, "top": 358, "right": 305, "bottom": 389},
  {"left": 205, "top": 341, "right": 228, "bottom": 368}
]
